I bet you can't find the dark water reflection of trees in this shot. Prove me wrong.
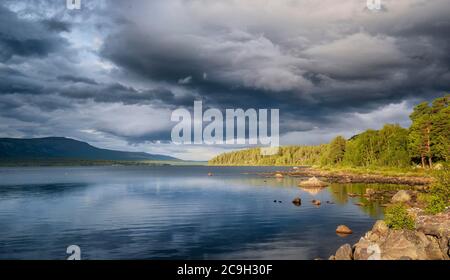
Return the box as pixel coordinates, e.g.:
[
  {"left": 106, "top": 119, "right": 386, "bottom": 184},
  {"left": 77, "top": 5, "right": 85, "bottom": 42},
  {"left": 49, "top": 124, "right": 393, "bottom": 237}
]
[
  {"left": 215, "top": 173, "right": 412, "bottom": 219},
  {"left": 329, "top": 183, "right": 413, "bottom": 218}
]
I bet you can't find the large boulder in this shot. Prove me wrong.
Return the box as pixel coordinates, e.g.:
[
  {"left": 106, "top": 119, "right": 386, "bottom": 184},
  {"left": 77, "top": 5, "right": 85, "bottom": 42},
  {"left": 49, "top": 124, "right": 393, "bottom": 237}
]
[
  {"left": 299, "top": 177, "right": 328, "bottom": 188},
  {"left": 415, "top": 209, "right": 450, "bottom": 238},
  {"left": 353, "top": 238, "right": 376, "bottom": 260},
  {"left": 372, "top": 220, "right": 389, "bottom": 236},
  {"left": 391, "top": 190, "right": 411, "bottom": 203},
  {"left": 353, "top": 229, "right": 446, "bottom": 260},
  {"left": 332, "top": 209, "right": 450, "bottom": 260},
  {"left": 414, "top": 209, "right": 450, "bottom": 259},
  {"left": 380, "top": 230, "right": 444, "bottom": 260},
  {"left": 335, "top": 244, "right": 353, "bottom": 260},
  {"left": 336, "top": 225, "right": 353, "bottom": 234}
]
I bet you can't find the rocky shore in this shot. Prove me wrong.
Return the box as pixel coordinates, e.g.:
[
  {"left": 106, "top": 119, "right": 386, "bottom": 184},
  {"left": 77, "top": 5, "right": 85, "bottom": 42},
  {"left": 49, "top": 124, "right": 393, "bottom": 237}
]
[
  {"left": 329, "top": 209, "right": 450, "bottom": 260},
  {"left": 266, "top": 167, "right": 448, "bottom": 260},
  {"left": 272, "top": 168, "right": 432, "bottom": 186}
]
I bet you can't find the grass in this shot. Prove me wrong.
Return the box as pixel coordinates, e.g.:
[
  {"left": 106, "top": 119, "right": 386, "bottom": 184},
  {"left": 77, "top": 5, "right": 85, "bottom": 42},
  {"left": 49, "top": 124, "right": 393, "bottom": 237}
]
[
  {"left": 208, "top": 162, "right": 434, "bottom": 178},
  {"left": 316, "top": 165, "right": 431, "bottom": 178}
]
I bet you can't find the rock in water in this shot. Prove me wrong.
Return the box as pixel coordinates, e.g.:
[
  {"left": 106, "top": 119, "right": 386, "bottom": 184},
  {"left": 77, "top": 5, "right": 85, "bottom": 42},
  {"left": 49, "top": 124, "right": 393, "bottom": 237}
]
[
  {"left": 292, "top": 197, "right": 302, "bottom": 206},
  {"left": 207, "top": 172, "right": 213, "bottom": 176},
  {"left": 312, "top": 199, "right": 321, "bottom": 206},
  {"left": 336, "top": 225, "right": 353, "bottom": 234},
  {"left": 335, "top": 244, "right": 353, "bottom": 260},
  {"left": 391, "top": 190, "right": 411, "bottom": 203},
  {"left": 299, "top": 176, "right": 328, "bottom": 187},
  {"left": 275, "top": 173, "right": 284, "bottom": 178}
]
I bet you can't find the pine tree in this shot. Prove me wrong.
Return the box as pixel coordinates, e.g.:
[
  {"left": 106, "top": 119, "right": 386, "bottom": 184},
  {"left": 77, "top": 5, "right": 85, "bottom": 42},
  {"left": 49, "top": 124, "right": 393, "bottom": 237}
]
[
  {"left": 430, "top": 94, "right": 450, "bottom": 162},
  {"left": 322, "top": 136, "right": 346, "bottom": 165},
  {"left": 409, "top": 102, "right": 432, "bottom": 168}
]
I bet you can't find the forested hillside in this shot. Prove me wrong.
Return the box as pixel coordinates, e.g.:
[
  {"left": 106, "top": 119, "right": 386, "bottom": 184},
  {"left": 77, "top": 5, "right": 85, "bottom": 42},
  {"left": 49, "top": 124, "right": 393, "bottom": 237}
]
[
  {"left": 209, "top": 94, "right": 449, "bottom": 168},
  {"left": 209, "top": 145, "right": 327, "bottom": 166}
]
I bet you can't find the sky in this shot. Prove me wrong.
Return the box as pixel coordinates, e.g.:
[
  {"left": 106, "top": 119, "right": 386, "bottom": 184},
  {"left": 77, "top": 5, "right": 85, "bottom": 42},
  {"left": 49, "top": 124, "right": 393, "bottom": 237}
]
[{"left": 0, "top": 0, "right": 449, "bottom": 160}]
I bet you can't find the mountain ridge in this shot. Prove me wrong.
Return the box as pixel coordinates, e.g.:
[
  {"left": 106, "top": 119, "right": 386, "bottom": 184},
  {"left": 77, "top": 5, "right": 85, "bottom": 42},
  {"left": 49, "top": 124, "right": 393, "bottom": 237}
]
[{"left": 0, "top": 137, "right": 179, "bottom": 161}]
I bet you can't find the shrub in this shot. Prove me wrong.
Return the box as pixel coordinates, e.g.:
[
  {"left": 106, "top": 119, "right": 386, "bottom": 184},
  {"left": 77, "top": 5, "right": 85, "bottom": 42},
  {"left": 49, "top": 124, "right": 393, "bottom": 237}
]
[
  {"left": 423, "top": 164, "right": 450, "bottom": 214},
  {"left": 384, "top": 203, "right": 415, "bottom": 230},
  {"left": 425, "top": 194, "right": 447, "bottom": 214},
  {"left": 432, "top": 165, "right": 450, "bottom": 198}
]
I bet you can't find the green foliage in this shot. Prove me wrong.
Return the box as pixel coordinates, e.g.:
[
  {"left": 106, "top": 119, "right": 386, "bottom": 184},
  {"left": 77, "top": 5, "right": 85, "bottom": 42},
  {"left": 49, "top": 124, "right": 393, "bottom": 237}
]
[
  {"left": 209, "top": 145, "right": 327, "bottom": 166},
  {"left": 342, "top": 124, "right": 410, "bottom": 168},
  {"left": 423, "top": 164, "right": 450, "bottom": 214},
  {"left": 408, "top": 102, "right": 432, "bottom": 167},
  {"left": 408, "top": 94, "right": 449, "bottom": 167},
  {"left": 430, "top": 95, "right": 450, "bottom": 162},
  {"left": 384, "top": 203, "right": 415, "bottom": 230},
  {"left": 424, "top": 195, "right": 447, "bottom": 215},
  {"left": 345, "top": 130, "right": 378, "bottom": 166},
  {"left": 321, "top": 136, "right": 346, "bottom": 165},
  {"left": 377, "top": 124, "right": 411, "bottom": 167}
]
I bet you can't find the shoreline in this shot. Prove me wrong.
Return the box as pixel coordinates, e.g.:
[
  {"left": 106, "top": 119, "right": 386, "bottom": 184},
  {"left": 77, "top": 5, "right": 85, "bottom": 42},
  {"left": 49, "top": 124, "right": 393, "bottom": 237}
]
[
  {"left": 268, "top": 167, "right": 433, "bottom": 186},
  {"left": 288, "top": 168, "right": 432, "bottom": 186},
  {"left": 329, "top": 208, "right": 450, "bottom": 260}
]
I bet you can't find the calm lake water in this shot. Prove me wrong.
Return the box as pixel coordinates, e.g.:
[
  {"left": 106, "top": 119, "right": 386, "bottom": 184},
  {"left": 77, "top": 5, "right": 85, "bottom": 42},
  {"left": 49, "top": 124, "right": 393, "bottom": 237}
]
[{"left": 0, "top": 166, "right": 407, "bottom": 260}]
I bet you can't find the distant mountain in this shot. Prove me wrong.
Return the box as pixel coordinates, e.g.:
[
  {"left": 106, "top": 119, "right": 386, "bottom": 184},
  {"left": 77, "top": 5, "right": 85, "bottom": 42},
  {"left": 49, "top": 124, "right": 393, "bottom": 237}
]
[{"left": 0, "top": 137, "right": 179, "bottom": 161}]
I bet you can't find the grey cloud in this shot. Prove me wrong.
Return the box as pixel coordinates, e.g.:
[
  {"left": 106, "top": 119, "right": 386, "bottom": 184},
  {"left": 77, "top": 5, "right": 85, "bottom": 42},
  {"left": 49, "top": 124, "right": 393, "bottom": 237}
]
[
  {"left": 0, "top": 5, "right": 69, "bottom": 62},
  {"left": 99, "top": 0, "right": 449, "bottom": 118},
  {"left": 57, "top": 81, "right": 194, "bottom": 107},
  {"left": 57, "top": 75, "right": 98, "bottom": 85},
  {"left": 41, "top": 19, "right": 72, "bottom": 33}
]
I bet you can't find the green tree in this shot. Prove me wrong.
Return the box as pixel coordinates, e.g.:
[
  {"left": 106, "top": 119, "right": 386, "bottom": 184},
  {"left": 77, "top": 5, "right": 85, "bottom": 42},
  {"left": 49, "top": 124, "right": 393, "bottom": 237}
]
[
  {"left": 377, "top": 124, "right": 410, "bottom": 167},
  {"left": 343, "top": 130, "right": 379, "bottom": 167},
  {"left": 408, "top": 102, "right": 432, "bottom": 168},
  {"left": 430, "top": 94, "right": 450, "bottom": 162},
  {"left": 322, "top": 136, "right": 346, "bottom": 165}
]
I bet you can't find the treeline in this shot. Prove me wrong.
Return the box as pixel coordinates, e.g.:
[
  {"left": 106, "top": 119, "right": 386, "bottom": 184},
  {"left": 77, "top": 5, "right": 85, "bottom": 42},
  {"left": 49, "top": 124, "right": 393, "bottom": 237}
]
[
  {"left": 209, "top": 145, "right": 326, "bottom": 166},
  {"left": 209, "top": 94, "right": 449, "bottom": 168}
]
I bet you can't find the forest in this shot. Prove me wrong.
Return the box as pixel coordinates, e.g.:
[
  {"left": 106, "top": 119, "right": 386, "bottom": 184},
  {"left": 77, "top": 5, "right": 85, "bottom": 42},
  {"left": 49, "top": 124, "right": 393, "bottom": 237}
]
[{"left": 209, "top": 94, "right": 449, "bottom": 168}]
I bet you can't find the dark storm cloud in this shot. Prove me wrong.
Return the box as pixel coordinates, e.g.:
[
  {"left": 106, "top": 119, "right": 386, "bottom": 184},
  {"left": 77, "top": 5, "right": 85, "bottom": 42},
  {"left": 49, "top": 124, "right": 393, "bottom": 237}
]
[
  {"left": 0, "top": 66, "right": 45, "bottom": 95},
  {"left": 0, "top": 5, "right": 69, "bottom": 62},
  {"left": 57, "top": 75, "right": 98, "bottom": 85},
  {"left": 55, "top": 81, "right": 194, "bottom": 107},
  {"left": 98, "top": 0, "right": 450, "bottom": 127},
  {"left": 41, "top": 19, "right": 72, "bottom": 33}
]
